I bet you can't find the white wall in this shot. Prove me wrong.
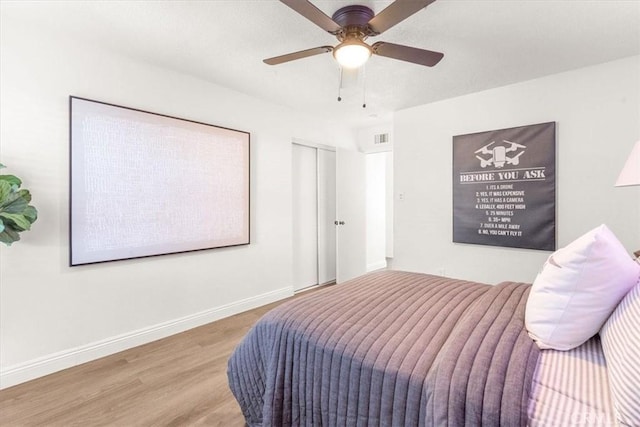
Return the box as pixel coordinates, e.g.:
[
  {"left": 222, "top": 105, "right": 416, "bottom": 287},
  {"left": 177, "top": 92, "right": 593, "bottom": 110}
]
[
  {"left": 394, "top": 56, "right": 640, "bottom": 284},
  {"left": 356, "top": 124, "right": 393, "bottom": 153},
  {"left": 0, "top": 19, "right": 356, "bottom": 388},
  {"left": 358, "top": 124, "right": 395, "bottom": 262},
  {"left": 385, "top": 151, "right": 394, "bottom": 259},
  {"left": 366, "top": 153, "right": 387, "bottom": 271}
]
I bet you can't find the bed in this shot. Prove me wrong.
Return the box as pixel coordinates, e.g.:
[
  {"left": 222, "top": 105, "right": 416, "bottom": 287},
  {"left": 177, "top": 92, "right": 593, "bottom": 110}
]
[
  {"left": 228, "top": 263, "right": 640, "bottom": 426},
  {"left": 228, "top": 271, "right": 540, "bottom": 426}
]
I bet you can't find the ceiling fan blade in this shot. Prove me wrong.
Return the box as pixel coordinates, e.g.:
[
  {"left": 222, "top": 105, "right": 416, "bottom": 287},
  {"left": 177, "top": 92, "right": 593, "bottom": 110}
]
[
  {"left": 372, "top": 41, "right": 443, "bottom": 67},
  {"left": 280, "top": 0, "right": 342, "bottom": 34},
  {"left": 263, "top": 46, "right": 334, "bottom": 65},
  {"left": 367, "top": 0, "right": 436, "bottom": 35}
]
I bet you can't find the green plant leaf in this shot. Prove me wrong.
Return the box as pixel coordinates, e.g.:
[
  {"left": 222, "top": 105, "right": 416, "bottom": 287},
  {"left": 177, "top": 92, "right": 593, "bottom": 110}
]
[
  {"left": 1, "top": 194, "right": 27, "bottom": 214},
  {"left": 0, "top": 212, "right": 31, "bottom": 231},
  {"left": 0, "top": 191, "right": 19, "bottom": 210},
  {"left": 0, "top": 227, "right": 20, "bottom": 246},
  {"left": 0, "top": 163, "right": 5, "bottom": 169},
  {"left": 17, "top": 189, "right": 32, "bottom": 203},
  {"left": 0, "top": 166, "right": 37, "bottom": 245},
  {"left": 22, "top": 205, "right": 38, "bottom": 222},
  {"left": 0, "top": 180, "right": 11, "bottom": 203},
  {"left": 0, "top": 174, "right": 22, "bottom": 189}
]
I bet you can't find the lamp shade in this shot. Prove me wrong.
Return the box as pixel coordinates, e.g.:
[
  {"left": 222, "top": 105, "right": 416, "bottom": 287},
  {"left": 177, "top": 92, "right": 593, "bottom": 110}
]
[
  {"left": 616, "top": 141, "right": 640, "bottom": 187},
  {"left": 333, "top": 40, "right": 371, "bottom": 69}
]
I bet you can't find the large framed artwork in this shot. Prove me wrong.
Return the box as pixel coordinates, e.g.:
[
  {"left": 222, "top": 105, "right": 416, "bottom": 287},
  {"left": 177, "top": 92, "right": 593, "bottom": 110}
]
[
  {"left": 452, "top": 122, "right": 556, "bottom": 251},
  {"left": 70, "top": 97, "right": 250, "bottom": 266}
]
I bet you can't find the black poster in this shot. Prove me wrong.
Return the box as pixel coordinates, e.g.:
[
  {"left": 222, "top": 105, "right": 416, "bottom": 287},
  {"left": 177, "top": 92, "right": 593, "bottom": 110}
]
[{"left": 452, "top": 122, "right": 556, "bottom": 251}]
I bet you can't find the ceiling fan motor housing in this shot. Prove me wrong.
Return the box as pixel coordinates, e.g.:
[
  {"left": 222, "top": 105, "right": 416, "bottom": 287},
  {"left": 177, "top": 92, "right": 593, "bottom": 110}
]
[{"left": 332, "top": 5, "right": 376, "bottom": 41}]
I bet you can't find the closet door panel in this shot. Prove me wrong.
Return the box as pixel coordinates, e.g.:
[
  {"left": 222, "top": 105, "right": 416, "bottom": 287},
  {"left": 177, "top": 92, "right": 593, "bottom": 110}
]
[
  {"left": 318, "top": 149, "right": 336, "bottom": 284},
  {"left": 292, "top": 144, "right": 318, "bottom": 290}
]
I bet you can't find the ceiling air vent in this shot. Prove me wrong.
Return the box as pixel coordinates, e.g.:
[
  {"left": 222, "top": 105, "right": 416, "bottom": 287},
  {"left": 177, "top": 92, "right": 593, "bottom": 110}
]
[{"left": 374, "top": 133, "right": 389, "bottom": 145}]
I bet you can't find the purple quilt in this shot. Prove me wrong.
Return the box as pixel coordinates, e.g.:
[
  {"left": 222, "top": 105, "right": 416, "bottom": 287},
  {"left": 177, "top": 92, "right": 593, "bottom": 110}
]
[{"left": 228, "top": 270, "right": 539, "bottom": 426}]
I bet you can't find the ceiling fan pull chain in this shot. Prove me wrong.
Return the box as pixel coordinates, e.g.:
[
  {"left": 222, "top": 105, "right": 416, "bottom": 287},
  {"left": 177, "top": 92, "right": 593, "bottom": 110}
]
[
  {"left": 337, "top": 66, "right": 343, "bottom": 102},
  {"left": 362, "top": 65, "right": 367, "bottom": 108}
]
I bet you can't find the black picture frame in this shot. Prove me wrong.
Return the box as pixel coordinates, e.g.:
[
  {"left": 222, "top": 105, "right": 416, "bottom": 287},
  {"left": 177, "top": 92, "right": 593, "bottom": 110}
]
[
  {"left": 452, "top": 122, "right": 556, "bottom": 251},
  {"left": 69, "top": 96, "right": 250, "bottom": 266}
]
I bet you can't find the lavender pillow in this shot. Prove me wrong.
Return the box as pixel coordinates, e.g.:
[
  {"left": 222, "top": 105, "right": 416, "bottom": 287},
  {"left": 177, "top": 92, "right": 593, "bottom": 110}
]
[{"left": 525, "top": 224, "right": 639, "bottom": 350}]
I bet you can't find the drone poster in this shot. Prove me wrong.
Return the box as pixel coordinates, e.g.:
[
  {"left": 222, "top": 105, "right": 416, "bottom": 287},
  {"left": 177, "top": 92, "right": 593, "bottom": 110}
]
[{"left": 452, "top": 122, "right": 556, "bottom": 251}]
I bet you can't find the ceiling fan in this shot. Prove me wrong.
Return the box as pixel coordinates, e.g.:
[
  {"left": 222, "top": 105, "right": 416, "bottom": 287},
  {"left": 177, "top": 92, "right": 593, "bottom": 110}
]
[{"left": 264, "top": 0, "right": 444, "bottom": 69}]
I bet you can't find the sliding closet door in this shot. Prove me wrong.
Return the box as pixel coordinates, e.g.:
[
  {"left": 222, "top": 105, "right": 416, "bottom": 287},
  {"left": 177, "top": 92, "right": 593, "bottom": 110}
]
[
  {"left": 317, "top": 149, "right": 336, "bottom": 284},
  {"left": 292, "top": 144, "right": 318, "bottom": 290}
]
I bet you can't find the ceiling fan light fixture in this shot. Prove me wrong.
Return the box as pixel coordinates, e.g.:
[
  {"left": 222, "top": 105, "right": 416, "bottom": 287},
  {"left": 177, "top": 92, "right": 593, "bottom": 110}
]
[{"left": 333, "top": 39, "right": 371, "bottom": 69}]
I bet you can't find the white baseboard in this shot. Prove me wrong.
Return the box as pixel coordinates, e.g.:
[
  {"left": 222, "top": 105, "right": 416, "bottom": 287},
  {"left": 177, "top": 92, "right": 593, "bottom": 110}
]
[
  {"left": 367, "top": 260, "right": 388, "bottom": 272},
  {"left": 0, "top": 287, "right": 292, "bottom": 390}
]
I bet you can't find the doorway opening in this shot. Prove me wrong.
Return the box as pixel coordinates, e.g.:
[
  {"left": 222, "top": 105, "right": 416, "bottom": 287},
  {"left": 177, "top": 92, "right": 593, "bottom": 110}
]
[{"left": 292, "top": 141, "right": 391, "bottom": 290}]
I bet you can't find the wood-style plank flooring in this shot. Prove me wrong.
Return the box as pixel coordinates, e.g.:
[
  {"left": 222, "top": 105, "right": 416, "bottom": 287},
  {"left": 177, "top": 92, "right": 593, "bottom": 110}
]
[{"left": 0, "top": 288, "right": 322, "bottom": 426}]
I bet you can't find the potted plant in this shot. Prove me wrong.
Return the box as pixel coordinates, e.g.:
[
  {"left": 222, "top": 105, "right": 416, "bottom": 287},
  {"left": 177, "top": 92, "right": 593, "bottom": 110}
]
[{"left": 0, "top": 163, "right": 38, "bottom": 246}]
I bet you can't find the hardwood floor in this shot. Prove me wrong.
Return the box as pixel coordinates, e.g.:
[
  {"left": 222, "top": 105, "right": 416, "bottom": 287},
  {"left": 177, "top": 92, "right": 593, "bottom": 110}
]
[{"left": 0, "top": 292, "right": 312, "bottom": 427}]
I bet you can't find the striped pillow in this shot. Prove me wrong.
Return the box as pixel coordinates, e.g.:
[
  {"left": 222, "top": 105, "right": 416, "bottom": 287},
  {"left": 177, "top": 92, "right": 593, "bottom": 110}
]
[{"left": 600, "top": 275, "right": 640, "bottom": 426}]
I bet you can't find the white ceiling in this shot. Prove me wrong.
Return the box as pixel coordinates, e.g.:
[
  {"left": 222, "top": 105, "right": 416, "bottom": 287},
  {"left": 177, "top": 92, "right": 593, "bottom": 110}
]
[{"left": 3, "top": 0, "right": 640, "bottom": 128}]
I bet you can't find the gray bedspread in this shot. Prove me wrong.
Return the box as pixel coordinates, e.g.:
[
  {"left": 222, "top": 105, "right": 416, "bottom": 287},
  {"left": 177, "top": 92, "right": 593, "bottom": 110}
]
[{"left": 228, "top": 270, "right": 539, "bottom": 426}]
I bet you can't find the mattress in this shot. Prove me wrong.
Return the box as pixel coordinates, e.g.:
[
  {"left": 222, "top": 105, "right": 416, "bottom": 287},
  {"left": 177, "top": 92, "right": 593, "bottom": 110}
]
[{"left": 528, "top": 335, "right": 618, "bottom": 426}]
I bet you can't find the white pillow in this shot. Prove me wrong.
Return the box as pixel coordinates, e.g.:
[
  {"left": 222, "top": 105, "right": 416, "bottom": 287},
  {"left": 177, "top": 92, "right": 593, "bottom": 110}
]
[
  {"left": 600, "top": 278, "right": 640, "bottom": 426},
  {"left": 525, "top": 224, "right": 640, "bottom": 350}
]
